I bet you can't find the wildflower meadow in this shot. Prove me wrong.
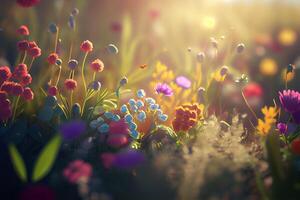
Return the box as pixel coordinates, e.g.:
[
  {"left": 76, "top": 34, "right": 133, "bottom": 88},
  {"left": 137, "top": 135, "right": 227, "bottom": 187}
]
[{"left": 1, "top": 0, "right": 300, "bottom": 199}]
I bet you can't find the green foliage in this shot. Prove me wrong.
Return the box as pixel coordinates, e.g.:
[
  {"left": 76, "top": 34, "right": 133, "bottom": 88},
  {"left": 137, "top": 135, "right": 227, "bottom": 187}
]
[
  {"left": 32, "top": 134, "right": 62, "bottom": 182},
  {"left": 8, "top": 144, "right": 27, "bottom": 182}
]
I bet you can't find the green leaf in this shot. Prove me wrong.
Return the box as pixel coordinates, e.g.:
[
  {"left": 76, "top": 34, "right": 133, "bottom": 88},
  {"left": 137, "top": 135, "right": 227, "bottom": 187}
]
[
  {"left": 32, "top": 134, "right": 62, "bottom": 182},
  {"left": 8, "top": 144, "right": 27, "bottom": 182}
]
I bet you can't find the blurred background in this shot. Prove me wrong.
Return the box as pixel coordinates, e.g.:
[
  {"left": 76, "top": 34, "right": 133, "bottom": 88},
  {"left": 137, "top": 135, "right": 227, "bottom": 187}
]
[{"left": 1, "top": 0, "right": 300, "bottom": 114}]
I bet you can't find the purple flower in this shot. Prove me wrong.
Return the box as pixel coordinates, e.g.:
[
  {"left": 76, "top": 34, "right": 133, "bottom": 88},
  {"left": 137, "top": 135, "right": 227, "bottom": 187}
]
[
  {"left": 114, "top": 150, "right": 145, "bottom": 169},
  {"left": 279, "top": 90, "right": 300, "bottom": 124},
  {"left": 277, "top": 123, "right": 288, "bottom": 135},
  {"left": 155, "top": 83, "right": 173, "bottom": 96},
  {"left": 175, "top": 76, "right": 191, "bottom": 89},
  {"left": 60, "top": 120, "right": 86, "bottom": 140},
  {"left": 279, "top": 90, "right": 300, "bottom": 113}
]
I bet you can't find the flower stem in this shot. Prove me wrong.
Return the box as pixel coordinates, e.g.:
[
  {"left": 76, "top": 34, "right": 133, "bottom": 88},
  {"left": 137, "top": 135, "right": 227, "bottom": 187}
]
[
  {"left": 70, "top": 91, "right": 73, "bottom": 118},
  {"left": 21, "top": 51, "right": 27, "bottom": 64},
  {"left": 54, "top": 28, "right": 59, "bottom": 53},
  {"left": 81, "top": 52, "right": 88, "bottom": 94},
  {"left": 92, "top": 72, "right": 96, "bottom": 81},
  {"left": 12, "top": 96, "right": 20, "bottom": 123},
  {"left": 55, "top": 66, "right": 62, "bottom": 87},
  {"left": 241, "top": 89, "right": 258, "bottom": 120}
]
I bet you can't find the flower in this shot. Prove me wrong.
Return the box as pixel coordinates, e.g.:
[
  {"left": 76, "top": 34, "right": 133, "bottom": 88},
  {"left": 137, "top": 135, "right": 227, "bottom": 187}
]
[
  {"left": 277, "top": 123, "right": 288, "bottom": 135},
  {"left": 68, "top": 59, "right": 78, "bottom": 70},
  {"left": 256, "top": 106, "right": 278, "bottom": 136},
  {"left": 175, "top": 76, "right": 191, "bottom": 89},
  {"left": 97, "top": 123, "right": 110, "bottom": 133},
  {"left": 63, "top": 160, "right": 92, "bottom": 183},
  {"left": 137, "top": 111, "right": 146, "bottom": 122},
  {"left": 22, "top": 87, "right": 34, "bottom": 101},
  {"left": 12, "top": 83, "right": 24, "bottom": 96},
  {"left": 1, "top": 81, "right": 15, "bottom": 94},
  {"left": 88, "top": 81, "right": 101, "bottom": 91},
  {"left": 13, "top": 63, "right": 28, "bottom": 81},
  {"left": 80, "top": 40, "right": 93, "bottom": 52},
  {"left": 17, "top": 25, "right": 29, "bottom": 36},
  {"left": 279, "top": 90, "right": 300, "bottom": 113},
  {"left": 17, "top": 40, "right": 29, "bottom": 51},
  {"left": 0, "top": 66, "right": 12, "bottom": 84},
  {"left": 107, "top": 134, "right": 128, "bottom": 148},
  {"left": 119, "top": 76, "right": 128, "bottom": 86},
  {"left": 28, "top": 47, "right": 42, "bottom": 58},
  {"left": 48, "top": 23, "right": 58, "bottom": 34},
  {"left": 28, "top": 41, "right": 37, "bottom": 48},
  {"left": 109, "top": 119, "right": 129, "bottom": 135},
  {"left": 113, "top": 150, "right": 145, "bottom": 169},
  {"left": 47, "top": 86, "right": 58, "bottom": 96},
  {"left": 64, "top": 79, "right": 77, "bottom": 91},
  {"left": 243, "top": 83, "right": 263, "bottom": 98},
  {"left": 236, "top": 43, "right": 245, "bottom": 53},
  {"left": 17, "top": 0, "right": 40, "bottom": 7},
  {"left": 155, "top": 83, "right": 173, "bottom": 96},
  {"left": 120, "top": 104, "right": 128, "bottom": 113},
  {"left": 196, "top": 52, "right": 205, "bottom": 63},
  {"left": 47, "top": 53, "right": 58, "bottom": 65},
  {"left": 21, "top": 74, "right": 32, "bottom": 86},
  {"left": 90, "top": 59, "right": 104, "bottom": 72},
  {"left": 291, "top": 138, "right": 300, "bottom": 155},
  {"left": 60, "top": 120, "right": 86, "bottom": 140}
]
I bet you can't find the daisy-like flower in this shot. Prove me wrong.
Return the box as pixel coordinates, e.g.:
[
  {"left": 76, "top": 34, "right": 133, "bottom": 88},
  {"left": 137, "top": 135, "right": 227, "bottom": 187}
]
[
  {"left": 279, "top": 90, "right": 300, "bottom": 124},
  {"left": 155, "top": 83, "right": 173, "bottom": 96},
  {"left": 175, "top": 76, "right": 191, "bottom": 89}
]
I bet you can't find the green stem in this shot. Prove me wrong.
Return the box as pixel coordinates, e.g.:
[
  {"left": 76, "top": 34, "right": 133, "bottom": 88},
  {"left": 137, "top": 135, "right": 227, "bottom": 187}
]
[
  {"left": 12, "top": 96, "right": 20, "bottom": 123},
  {"left": 54, "top": 28, "right": 59, "bottom": 53},
  {"left": 92, "top": 72, "right": 96, "bottom": 81},
  {"left": 55, "top": 66, "right": 62, "bottom": 87},
  {"left": 81, "top": 52, "right": 88, "bottom": 94},
  {"left": 28, "top": 58, "right": 35, "bottom": 72},
  {"left": 21, "top": 51, "right": 27, "bottom": 64}
]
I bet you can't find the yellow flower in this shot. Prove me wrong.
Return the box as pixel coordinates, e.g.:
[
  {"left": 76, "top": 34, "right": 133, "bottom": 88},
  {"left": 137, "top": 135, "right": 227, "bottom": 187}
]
[
  {"left": 278, "top": 28, "right": 297, "bottom": 46},
  {"left": 261, "top": 106, "right": 278, "bottom": 120},
  {"left": 256, "top": 106, "right": 278, "bottom": 136},
  {"left": 259, "top": 58, "right": 278, "bottom": 76},
  {"left": 257, "top": 119, "right": 271, "bottom": 136}
]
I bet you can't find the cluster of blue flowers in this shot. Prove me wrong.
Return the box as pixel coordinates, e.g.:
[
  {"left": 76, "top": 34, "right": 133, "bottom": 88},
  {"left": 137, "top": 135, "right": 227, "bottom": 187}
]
[
  {"left": 120, "top": 89, "right": 168, "bottom": 136},
  {"left": 89, "top": 111, "right": 121, "bottom": 134}
]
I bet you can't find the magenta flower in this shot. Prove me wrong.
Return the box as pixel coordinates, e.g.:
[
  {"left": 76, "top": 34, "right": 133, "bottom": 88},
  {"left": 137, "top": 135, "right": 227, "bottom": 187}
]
[
  {"left": 155, "top": 83, "right": 173, "bottom": 96},
  {"left": 175, "top": 76, "right": 191, "bottom": 89},
  {"left": 279, "top": 90, "right": 300, "bottom": 124},
  {"left": 63, "top": 160, "right": 92, "bottom": 183},
  {"left": 60, "top": 120, "right": 86, "bottom": 140}
]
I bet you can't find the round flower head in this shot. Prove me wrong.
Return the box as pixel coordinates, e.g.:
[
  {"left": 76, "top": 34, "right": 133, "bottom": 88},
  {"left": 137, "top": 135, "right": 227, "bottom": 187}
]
[
  {"left": 136, "top": 100, "right": 144, "bottom": 108},
  {"left": 236, "top": 43, "right": 245, "bottom": 53},
  {"left": 21, "top": 74, "right": 32, "bottom": 86},
  {"left": 137, "top": 111, "right": 146, "bottom": 122},
  {"left": 277, "top": 123, "right": 288, "bottom": 135},
  {"left": 47, "top": 53, "right": 58, "bottom": 65},
  {"left": 89, "top": 81, "right": 101, "bottom": 91},
  {"left": 64, "top": 79, "right": 77, "bottom": 91},
  {"left": 17, "top": 25, "right": 29, "bottom": 36},
  {"left": 175, "top": 76, "right": 191, "bottom": 89},
  {"left": 68, "top": 59, "right": 78, "bottom": 70},
  {"left": 28, "top": 41, "right": 37, "bottom": 49},
  {"left": 63, "top": 160, "right": 92, "bottom": 183},
  {"left": 107, "top": 44, "right": 118, "bottom": 54},
  {"left": 128, "top": 99, "right": 136, "bottom": 106},
  {"left": 109, "top": 119, "right": 129, "bottom": 135},
  {"left": 97, "top": 123, "right": 110, "bottom": 133},
  {"left": 71, "top": 8, "right": 79, "bottom": 16},
  {"left": 48, "top": 23, "right": 58, "bottom": 34},
  {"left": 48, "top": 86, "right": 58, "bottom": 96},
  {"left": 28, "top": 47, "right": 41, "bottom": 58},
  {"left": 107, "top": 134, "right": 128, "bottom": 148},
  {"left": 90, "top": 59, "right": 104, "bottom": 72},
  {"left": 137, "top": 89, "right": 146, "bottom": 98},
  {"left": 220, "top": 66, "right": 229, "bottom": 76},
  {"left": 120, "top": 104, "right": 128, "bottom": 113},
  {"left": 1, "top": 81, "right": 15, "bottom": 94},
  {"left": 13, "top": 63, "right": 28, "bottom": 81},
  {"left": 124, "top": 114, "right": 133, "bottom": 123},
  {"left": 119, "top": 76, "right": 128, "bottom": 86},
  {"left": 243, "top": 83, "right": 263, "bottom": 98},
  {"left": 158, "top": 114, "right": 168, "bottom": 121},
  {"left": 0, "top": 66, "right": 12, "bottom": 83},
  {"left": 80, "top": 40, "right": 93, "bottom": 52},
  {"left": 155, "top": 83, "right": 173, "bottom": 96},
  {"left": 17, "top": 0, "right": 40, "bottom": 7},
  {"left": 22, "top": 87, "right": 34, "bottom": 101},
  {"left": 145, "top": 97, "right": 155, "bottom": 104},
  {"left": 17, "top": 40, "right": 29, "bottom": 51},
  {"left": 12, "top": 83, "right": 24, "bottom": 96},
  {"left": 279, "top": 90, "right": 300, "bottom": 113}
]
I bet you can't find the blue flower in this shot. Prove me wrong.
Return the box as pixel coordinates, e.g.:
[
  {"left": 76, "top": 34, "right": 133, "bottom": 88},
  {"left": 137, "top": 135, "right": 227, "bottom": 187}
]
[
  {"left": 128, "top": 99, "right": 136, "bottom": 106},
  {"left": 112, "top": 114, "right": 121, "bottom": 122},
  {"left": 125, "top": 114, "right": 133, "bottom": 122},
  {"left": 145, "top": 97, "right": 155, "bottom": 104},
  {"left": 90, "top": 120, "right": 100, "bottom": 129},
  {"left": 149, "top": 103, "right": 159, "bottom": 111},
  {"left": 130, "top": 105, "right": 138, "bottom": 112},
  {"left": 137, "top": 111, "right": 146, "bottom": 122},
  {"left": 137, "top": 89, "right": 146, "bottom": 98},
  {"left": 97, "top": 123, "right": 110, "bottom": 133},
  {"left": 136, "top": 100, "right": 144, "bottom": 108},
  {"left": 120, "top": 104, "right": 128, "bottom": 113},
  {"left": 158, "top": 114, "right": 168, "bottom": 121},
  {"left": 128, "top": 122, "right": 137, "bottom": 131},
  {"left": 104, "top": 111, "right": 114, "bottom": 119},
  {"left": 130, "top": 130, "right": 139, "bottom": 139}
]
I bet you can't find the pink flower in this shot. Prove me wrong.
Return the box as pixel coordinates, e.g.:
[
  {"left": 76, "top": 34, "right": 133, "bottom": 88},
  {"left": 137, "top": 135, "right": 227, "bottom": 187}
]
[
  {"left": 17, "top": 40, "right": 29, "bottom": 51},
  {"left": 64, "top": 79, "right": 77, "bottom": 91},
  {"left": 13, "top": 63, "right": 28, "bottom": 81},
  {"left": 80, "top": 40, "right": 93, "bottom": 52},
  {"left": 12, "top": 83, "right": 24, "bottom": 96},
  {"left": 28, "top": 47, "right": 42, "bottom": 58},
  {"left": 17, "top": 25, "right": 30, "bottom": 36},
  {"left": 17, "top": 0, "right": 40, "bottom": 8},
  {"left": 21, "top": 74, "right": 32, "bottom": 86},
  {"left": 47, "top": 86, "right": 58, "bottom": 96},
  {"left": 0, "top": 66, "right": 12, "bottom": 84},
  {"left": 22, "top": 87, "right": 34, "bottom": 101},
  {"left": 107, "top": 134, "right": 128, "bottom": 148},
  {"left": 109, "top": 119, "right": 129, "bottom": 135},
  {"left": 47, "top": 53, "right": 58, "bottom": 65},
  {"left": 90, "top": 59, "right": 104, "bottom": 72},
  {"left": 1, "top": 81, "right": 15, "bottom": 95},
  {"left": 63, "top": 160, "right": 92, "bottom": 183}
]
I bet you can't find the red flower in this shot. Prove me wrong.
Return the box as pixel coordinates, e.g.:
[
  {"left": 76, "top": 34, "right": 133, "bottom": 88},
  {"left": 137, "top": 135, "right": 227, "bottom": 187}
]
[
  {"left": 17, "top": 40, "right": 29, "bottom": 51},
  {"left": 64, "top": 79, "right": 77, "bottom": 91},
  {"left": 243, "top": 82, "right": 263, "bottom": 98},
  {"left": 21, "top": 74, "right": 32, "bottom": 86},
  {"left": 1, "top": 81, "right": 15, "bottom": 95},
  {"left": 47, "top": 53, "right": 58, "bottom": 65},
  {"left": 28, "top": 41, "right": 38, "bottom": 48},
  {"left": 28, "top": 47, "right": 41, "bottom": 58},
  {"left": 12, "top": 83, "right": 24, "bottom": 96},
  {"left": 48, "top": 86, "right": 58, "bottom": 96},
  {"left": 63, "top": 160, "right": 92, "bottom": 183},
  {"left": 17, "top": 0, "right": 40, "bottom": 7},
  {"left": 90, "top": 59, "right": 104, "bottom": 72},
  {"left": 22, "top": 87, "right": 34, "bottom": 101},
  {"left": 292, "top": 138, "right": 300, "bottom": 155},
  {"left": 107, "top": 134, "right": 128, "bottom": 148},
  {"left": 80, "top": 40, "right": 93, "bottom": 52},
  {"left": 13, "top": 63, "right": 28, "bottom": 81},
  {"left": 17, "top": 25, "right": 30, "bottom": 36},
  {"left": 0, "top": 66, "right": 12, "bottom": 84}
]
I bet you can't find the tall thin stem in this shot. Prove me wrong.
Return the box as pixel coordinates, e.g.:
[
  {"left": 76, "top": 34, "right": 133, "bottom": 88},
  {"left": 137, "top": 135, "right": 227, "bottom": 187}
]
[
  {"left": 241, "top": 89, "right": 258, "bottom": 120},
  {"left": 81, "top": 52, "right": 88, "bottom": 94},
  {"left": 55, "top": 66, "right": 62, "bottom": 87}
]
